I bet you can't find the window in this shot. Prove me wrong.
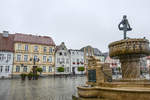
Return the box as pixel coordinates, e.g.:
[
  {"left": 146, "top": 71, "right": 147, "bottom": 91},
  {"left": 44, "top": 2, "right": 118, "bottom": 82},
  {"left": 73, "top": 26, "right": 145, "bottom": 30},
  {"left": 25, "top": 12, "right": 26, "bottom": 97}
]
[
  {"left": 81, "top": 59, "right": 84, "bottom": 62},
  {"left": 49, "top": 47, "right": 53, "bottom": 53},
  {"left": 34, "top": 55, "right": 38, "bottom": 60},
  {"left": 57, "top": 58, "right": 60, "bottom": 64},
  {"left": 43, "top": 56, "right": 47, "bottom": 62},
  {"left": 18, "top": 44, "right": 21, "bottom": 50},
  {"left": 48, "top": 56, "right": 52, "bottom": 63},
  {"left": 25, "top": 45, "right": 28, "bottom": 51},
  {"left": 0, "top": 66, "right": 3, "bottom": 72},
  {"left": 61, "top": 58, "right": 65, "bottom": 64},
  {"left": 17, "top": 54, "right": 21, "bottom": 61},
  {"left": 5, "top": 66, "right": 9, "bottom": 72},
  {"left": 65, "top": 67, "right": 69, "bottom": 72},
  {"left": 16, "top": 66, "right": 20, "bottom": 72},
  {"left": 77, "top": 59, "right": 79, "bottom": 63},
  {"left": 77, "top": 59, "right": 80, "bottom": 64},
  {"left": 49, "top": 66, "right": 52, "bottom": 72},
  {"left": 0, "top": 54, "right": 4, "bottom": 61},
  {"left": 66, "top": 58, "right": 69, "bottom": 64},
  {"left": 72, "top": 52, "right": 74, "bottom": 55},
  {"left": 7, "top": 54, "right": 11, "bottom": 62},
  {"left": 24, "top": 55, "right": 28, "bottom": 62},
  {"left": 81, "top": 52, "right": 83, "bottom": 56},
  {"left": 43, "top": 47, "right": 47, "bottom": 52},
  {"left": 23, "top": 66, "right": 27, "bottom": 72},
  {"left": 67, "top": 67, "right": 70, "bottom": 72},
  {"left": 64, "top": 52, "right": 67, "bottom": 56},
  {"left": 72, "top": 59, "right": 75, "bottom": 62},
  {"left": 43, "top": 66, "right": 46, "bottom": 72},
  {"left": 34, "top": 46, "right": 38, "bottom": 51},
  {"left": 59, "top": 52, "right": 62, "bottom": 56}
]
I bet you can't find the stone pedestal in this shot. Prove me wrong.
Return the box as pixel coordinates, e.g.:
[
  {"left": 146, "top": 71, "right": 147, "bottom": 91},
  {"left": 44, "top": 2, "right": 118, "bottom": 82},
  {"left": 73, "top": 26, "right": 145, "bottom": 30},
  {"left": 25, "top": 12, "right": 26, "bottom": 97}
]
[
  {"left": 120, "top": 57, "right": 140, "bottom": 80},
  {"left": 86, "top": 56, "right": 112, "bottom": 86}
]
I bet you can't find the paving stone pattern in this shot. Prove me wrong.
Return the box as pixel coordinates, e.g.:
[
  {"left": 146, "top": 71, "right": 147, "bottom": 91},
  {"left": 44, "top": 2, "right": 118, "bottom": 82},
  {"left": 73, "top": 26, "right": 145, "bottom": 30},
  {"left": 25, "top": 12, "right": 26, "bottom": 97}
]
[{"left": 0, "top": 77, "right": 86, "bottom": 100}]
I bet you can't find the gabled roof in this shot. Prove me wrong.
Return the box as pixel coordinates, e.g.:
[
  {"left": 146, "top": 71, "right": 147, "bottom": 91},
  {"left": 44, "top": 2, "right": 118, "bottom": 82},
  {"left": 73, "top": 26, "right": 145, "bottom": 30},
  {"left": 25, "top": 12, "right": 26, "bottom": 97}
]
[
  {"left": 0, "top": 33, "right": 14, "bottom": 52},
  {"left": 55, "top": 42, "right": 67, "bottom": 51},
  {"left": 14, "top": 33, "right": 55, "bottom": 46},
  {"left": 93, "top": 48, "right": 102, "bottom": 56}
]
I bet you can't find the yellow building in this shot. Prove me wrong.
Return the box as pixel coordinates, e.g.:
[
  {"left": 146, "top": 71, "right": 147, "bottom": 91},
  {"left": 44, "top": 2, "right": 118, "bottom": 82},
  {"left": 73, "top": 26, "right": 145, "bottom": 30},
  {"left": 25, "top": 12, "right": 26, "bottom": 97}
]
[{"left": 13, "top": 33, "right": 55, "bottom": 76}]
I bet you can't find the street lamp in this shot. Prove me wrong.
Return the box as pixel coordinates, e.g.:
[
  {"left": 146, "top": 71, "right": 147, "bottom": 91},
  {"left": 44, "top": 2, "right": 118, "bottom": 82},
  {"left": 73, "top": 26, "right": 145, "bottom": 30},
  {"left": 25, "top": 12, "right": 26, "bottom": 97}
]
[
  {"left": 30, "top": 57, "right": 40, "bottom": 80},
  {"left": 30, "top": 57, "right": 40, "bottom": 65}
]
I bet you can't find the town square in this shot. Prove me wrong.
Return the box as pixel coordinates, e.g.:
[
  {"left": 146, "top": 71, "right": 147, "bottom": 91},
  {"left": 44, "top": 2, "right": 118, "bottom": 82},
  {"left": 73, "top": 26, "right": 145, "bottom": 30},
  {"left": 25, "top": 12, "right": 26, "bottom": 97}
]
[{"left": 0, "top": 0, "right": 150, "bottom": 100}]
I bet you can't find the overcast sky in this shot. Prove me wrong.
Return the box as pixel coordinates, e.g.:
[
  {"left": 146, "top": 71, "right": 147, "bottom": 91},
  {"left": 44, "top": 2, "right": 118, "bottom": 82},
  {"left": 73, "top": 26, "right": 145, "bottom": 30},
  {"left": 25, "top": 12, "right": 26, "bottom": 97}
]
[{"left": 0, "top": 0, "right": 150, "bottom": 52}]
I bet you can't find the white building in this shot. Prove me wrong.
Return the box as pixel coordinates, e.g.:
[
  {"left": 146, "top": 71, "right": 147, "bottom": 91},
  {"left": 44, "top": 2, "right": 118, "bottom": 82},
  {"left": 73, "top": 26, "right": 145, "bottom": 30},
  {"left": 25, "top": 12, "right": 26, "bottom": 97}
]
[
  {"left": 93, "top": 48, "right": 105, "bottom": 63},
  {"left": 69, "top": 49, "right": 85, "bottom": 75},
  {"left": 105, "top": 56, "right": 121, "bottom": 74},
  {"left": 0, "top": 31, "right": 14, "bottom": 78},
  {"left": 55, "top": 42, "right": 71, "bottom": 74}
]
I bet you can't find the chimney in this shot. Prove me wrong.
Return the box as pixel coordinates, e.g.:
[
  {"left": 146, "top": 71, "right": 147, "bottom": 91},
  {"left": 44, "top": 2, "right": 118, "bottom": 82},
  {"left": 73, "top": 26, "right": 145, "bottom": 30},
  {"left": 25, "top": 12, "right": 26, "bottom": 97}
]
[{"left": 2, "top": 31, "right": 9, "bottom": 37}]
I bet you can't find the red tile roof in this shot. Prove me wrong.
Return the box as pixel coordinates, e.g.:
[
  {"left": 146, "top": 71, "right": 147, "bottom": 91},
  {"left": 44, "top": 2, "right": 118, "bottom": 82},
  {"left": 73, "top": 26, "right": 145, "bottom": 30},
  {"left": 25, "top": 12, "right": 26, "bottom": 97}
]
[
  {"left": 14, "top": 33, "right": 55, "bottom": 46},
  {"left": 0, "top": 33, "right": 14, "bottom": 52}
]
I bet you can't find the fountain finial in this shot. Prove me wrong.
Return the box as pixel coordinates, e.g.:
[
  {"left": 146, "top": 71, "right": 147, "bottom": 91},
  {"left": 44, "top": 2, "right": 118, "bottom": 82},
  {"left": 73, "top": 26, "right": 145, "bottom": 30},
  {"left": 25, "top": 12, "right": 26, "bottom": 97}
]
[{"left": 118, "top": 15, "right": 132, "bottom": 39}]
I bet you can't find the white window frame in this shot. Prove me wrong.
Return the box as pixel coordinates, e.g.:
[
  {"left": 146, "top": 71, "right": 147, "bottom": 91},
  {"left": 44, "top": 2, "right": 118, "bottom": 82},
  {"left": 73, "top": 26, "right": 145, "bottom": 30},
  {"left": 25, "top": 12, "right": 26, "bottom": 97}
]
[
  {"left": 24, "top": 55, "right": 28, "bottom": 62},
  {"left": 34, "top": 46, "right": 38, "bottom": 51},
  {"left": 43, "top": 56, "right": 47, "bottom": 62},
  {"left": 17, "top": 54, "right": 21, "bottom": 62},
  {"left": 43, "top": 66, "right": 46, "bottom": 72},
  {"left": 48, "top": 56, "right": 52, "bottom": 63},
  {"left": 25, "top": 44, "right": 28, "bottom": 51}
]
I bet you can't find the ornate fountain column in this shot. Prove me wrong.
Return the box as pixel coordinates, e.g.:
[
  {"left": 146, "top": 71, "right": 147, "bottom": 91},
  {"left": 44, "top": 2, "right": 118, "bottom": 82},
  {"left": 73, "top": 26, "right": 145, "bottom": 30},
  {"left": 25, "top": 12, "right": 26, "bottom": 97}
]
[
  {"left": 109, "top": 39, "right": 150, "bottom": 80},
  {"left": 120, "top": 57, "right": 140, "bottom": 79}
]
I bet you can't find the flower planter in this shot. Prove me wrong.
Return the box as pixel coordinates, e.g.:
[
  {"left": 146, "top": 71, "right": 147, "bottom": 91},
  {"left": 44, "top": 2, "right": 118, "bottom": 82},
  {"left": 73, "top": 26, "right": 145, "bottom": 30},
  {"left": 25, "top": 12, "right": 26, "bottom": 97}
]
[
  {"left": 28, "top": 73, "right": 33, "bottom": 80},
  {"left": 35, "top": 74, "right": 39, "bottom": 80},
  {"left": 20, "top": 73, "right": 27, "bottom": 80},
  {"left": 28, "top": 76, "right": 32, "bottom": 80},
  {"left": 21, "top": 76, "right": 26, "bottom": 80}
]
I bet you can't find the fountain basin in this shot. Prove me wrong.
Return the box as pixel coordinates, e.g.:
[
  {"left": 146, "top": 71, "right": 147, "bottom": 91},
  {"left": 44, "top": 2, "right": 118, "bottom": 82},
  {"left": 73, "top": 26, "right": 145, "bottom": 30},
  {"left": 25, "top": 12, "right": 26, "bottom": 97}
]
[
  {"left": 109, "top": 38, "right": 150, "bottom": 58},
  {"left": 78, "top": 83, "right": 150, "bottom": 100}
]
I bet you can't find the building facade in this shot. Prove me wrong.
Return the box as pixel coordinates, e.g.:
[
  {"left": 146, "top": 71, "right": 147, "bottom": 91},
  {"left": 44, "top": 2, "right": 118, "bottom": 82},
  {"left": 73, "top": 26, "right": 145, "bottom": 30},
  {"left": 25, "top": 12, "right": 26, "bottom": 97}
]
[
  {"left": 0, "top": 31, "right": 14, "bottom": 78},
  {"left": 147, "top": 56, "right": 150, "bottom": 67},
  {"left": 55, "top": 42, "right": 71, "bottom": 74},
  {"left": 81, "top": 46, "right": 104, "bottom": 73},
  {"left": 13, "top": 33, "right": 55, "bottom": 76},
  {"left": 69, "top": 49, "right": 85, "bottom": 75},
  {"left": 105, "top": 56, "right": 121, "bottom": 74},
  {"left": 93, "top": 48, "right": 105, "bottom": 63}
]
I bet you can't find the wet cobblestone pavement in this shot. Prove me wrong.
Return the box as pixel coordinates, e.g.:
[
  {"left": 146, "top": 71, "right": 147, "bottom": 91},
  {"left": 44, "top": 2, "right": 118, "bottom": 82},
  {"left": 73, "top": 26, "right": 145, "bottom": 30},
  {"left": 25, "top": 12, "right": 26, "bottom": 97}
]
[{"left": 0, "top": 76, "right": 86, "bottom": 100}]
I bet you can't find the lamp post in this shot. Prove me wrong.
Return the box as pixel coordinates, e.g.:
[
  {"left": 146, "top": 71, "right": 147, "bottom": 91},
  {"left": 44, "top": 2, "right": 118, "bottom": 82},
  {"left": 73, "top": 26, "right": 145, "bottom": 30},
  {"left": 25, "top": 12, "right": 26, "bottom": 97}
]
[
  {"left": 21, "top": 64, "right": 24, "bottom": 73},
  {"left": 30, "top": 57, "right": 40, "bottom": 80}
]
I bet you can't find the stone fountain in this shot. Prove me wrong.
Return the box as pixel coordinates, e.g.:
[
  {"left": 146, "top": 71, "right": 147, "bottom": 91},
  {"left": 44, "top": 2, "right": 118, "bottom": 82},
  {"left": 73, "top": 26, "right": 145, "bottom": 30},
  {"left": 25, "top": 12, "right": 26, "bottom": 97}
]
[{"left": 77, "top": 15, "right": 150, "bottom": 100}]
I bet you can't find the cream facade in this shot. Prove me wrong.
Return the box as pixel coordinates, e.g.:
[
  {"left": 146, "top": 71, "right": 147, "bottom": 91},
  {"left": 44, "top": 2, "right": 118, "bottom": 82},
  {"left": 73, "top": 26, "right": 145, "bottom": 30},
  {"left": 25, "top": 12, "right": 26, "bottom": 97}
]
[{"left": 12, "top": 34, "right": 55, "bottom": 76}]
